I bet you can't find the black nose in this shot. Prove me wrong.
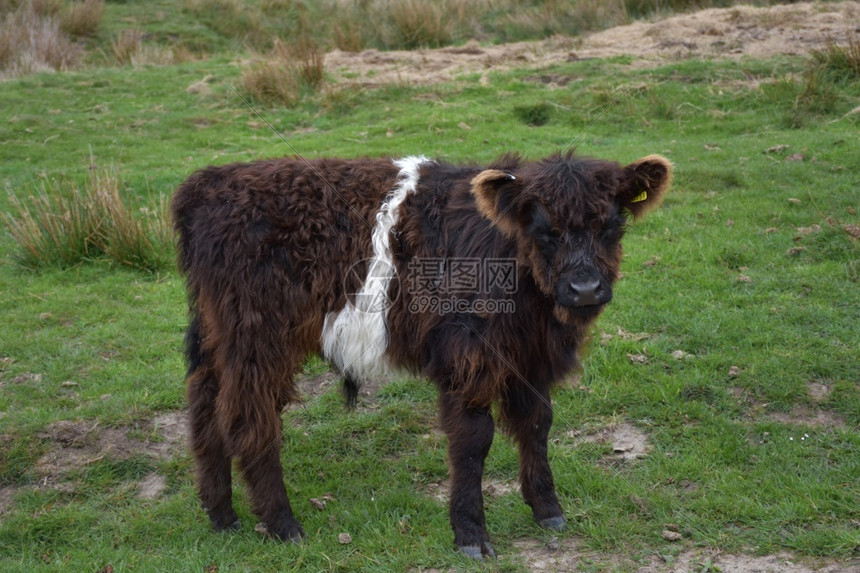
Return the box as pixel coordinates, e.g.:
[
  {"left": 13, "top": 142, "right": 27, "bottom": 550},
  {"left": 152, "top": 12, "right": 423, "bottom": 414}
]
[{"left": 568, "top": 278, "right": 610, "bottom": 307}]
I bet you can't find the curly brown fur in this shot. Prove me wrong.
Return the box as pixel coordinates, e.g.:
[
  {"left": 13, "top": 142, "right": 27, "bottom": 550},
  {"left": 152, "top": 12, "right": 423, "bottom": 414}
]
[{"left": 173, "top": 152, "right": 671, "bottom": 556}]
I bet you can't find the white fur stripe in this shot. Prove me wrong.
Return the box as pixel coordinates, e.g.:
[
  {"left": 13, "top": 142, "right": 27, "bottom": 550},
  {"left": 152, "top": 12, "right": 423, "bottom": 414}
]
[{"left": 321, "top": 156, "right": 430, "bottom": 381}]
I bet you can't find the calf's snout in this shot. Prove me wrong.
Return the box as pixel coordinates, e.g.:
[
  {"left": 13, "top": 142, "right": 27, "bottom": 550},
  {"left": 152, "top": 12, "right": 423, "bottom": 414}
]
[{"left": 557, "top": 275, "right": 612, "bottom": 308}]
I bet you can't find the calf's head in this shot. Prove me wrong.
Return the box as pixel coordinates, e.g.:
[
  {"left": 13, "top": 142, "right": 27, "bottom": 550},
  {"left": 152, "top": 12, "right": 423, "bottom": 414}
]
[{"left": 471, "top": 153, "right": 672, "bottom": 321}]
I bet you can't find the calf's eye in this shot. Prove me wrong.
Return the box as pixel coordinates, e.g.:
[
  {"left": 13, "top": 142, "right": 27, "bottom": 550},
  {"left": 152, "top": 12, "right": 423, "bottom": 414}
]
[
  {"left": 599, "top": 223, "right": 623, "bottom": 244},
  {"left": 534, "top": 227, "right": 560, "bottom": 259}
]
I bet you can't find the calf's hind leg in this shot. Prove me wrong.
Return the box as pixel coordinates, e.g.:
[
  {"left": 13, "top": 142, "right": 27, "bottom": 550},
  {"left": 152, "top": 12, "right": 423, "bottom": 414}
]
[
  {"left": 186, "top": 316, "right": 238, "bottom": 531},
  {"left": 236, "top": 426, "right": 305, "bottom": 542},
  {"left": 215, "top": 352, "right": 306, "bottom": 543},
  {"left": 188, "top": 366, "right": 239, "bottom": 531}
]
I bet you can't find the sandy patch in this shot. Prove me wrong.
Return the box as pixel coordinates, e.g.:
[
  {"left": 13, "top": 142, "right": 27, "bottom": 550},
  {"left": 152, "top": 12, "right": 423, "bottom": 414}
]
[
  {"left": 137, "top": 472, "right": 168, "bottom": 500},
  {"left": 510, "top": 542, "right": 853, "bottom": 572},
  {"left": 566, "top": 421, "right": 652, "bottom": 461},
  {"left": 424, "top": 477, "right": 519, "bottom": 504},
  {"left": 638, "top": 549, "right": 853, "bottom": 573},
  {"left": 34, "top": 412, "right": 187, "bottom": 481},
  {"left": 808, "top": 381, "right": 833, "bottom": 402},
  {"left": 768, "top": 407, "right": 846, "bottom": 429},
  {"left": 288, "top": 370, "right": 386, "bottom": 412},
  {"left": 0, "top": 413, "right": 188, "bottom": 515},
  {"left": 0, "top": 485, "right": 17, "bottom": 514},
  {"left": 324, "top": 2, "right": 860, "bottom": 86},
  {"left": 512, "top": 536, "right": 588, "bottom": 572}
]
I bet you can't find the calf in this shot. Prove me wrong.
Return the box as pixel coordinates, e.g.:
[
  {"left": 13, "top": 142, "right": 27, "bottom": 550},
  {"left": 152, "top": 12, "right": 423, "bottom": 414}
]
[{"left": 172, "top": 151, "right": 671, "bottom": 558}]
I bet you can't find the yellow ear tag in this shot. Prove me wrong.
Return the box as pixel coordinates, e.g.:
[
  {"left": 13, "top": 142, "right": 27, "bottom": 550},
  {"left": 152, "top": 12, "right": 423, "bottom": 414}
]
[{"left": 631, "top": 191, "right": 648, "bottom": 203}]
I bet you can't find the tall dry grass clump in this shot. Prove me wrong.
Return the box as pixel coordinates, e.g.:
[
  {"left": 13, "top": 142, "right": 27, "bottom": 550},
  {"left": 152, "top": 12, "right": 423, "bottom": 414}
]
[
  {"left": 327, "top": 0, "right": 628, "bottom": 50},
  {"left": 810, "top": 34, "right": 860, "bottom": 83},
  {"left": 241, "top": 41, "right": 301, "bottom": 106},
  {"left": 95, "top": 176, "right": 173, "bottom": 272},
  {"left": 110, "top": 28, "right": 143, "bottom": 66},
  {"left": 496, "top": 0, "right": 630, "bottom": 41},
  {"left": 291, "top": 35, "right": 324, "bottom": 89},
  {"left": 3, "top": 162, "right": 173, "bottom": 272},
  {"left": 331, "top": 6, "right": 366, "bottom": 52},
  {"left": 0, "top": 1, "right": 82, "bottom": 77},
  {"left": 109, "top": 28, "right": 182, "bottom": 66},
  {"left": 4, "top": 179, "right": 102, "bottom": 268},
  {"left": 59, "top": 0, "right": 103, "bottom": 38},
  {"left": 385, "top": 0, "right": 455, "bottom": 49},
  {"left": 324, "top": 0, "right": 800, "bottom": 50},
  {"left": 241, "top": 37, "right": 325, "bottom": 106},
  {"left": 772, "top": 33, "right": 859, "bottom": 128},
  {"left": 330, "top": 0, "right": 479, "bottom": 51}
]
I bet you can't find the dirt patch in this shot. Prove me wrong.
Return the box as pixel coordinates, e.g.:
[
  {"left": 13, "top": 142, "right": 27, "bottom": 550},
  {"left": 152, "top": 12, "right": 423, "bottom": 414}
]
[
  {"left": 768, "top": 407, "right": 846, "bottom": 429},
  {"left": 6, "top": 372, "right": 43, "bottom": 385},
  {"left": 324, "top": 2, "right": 860, "bottom": 86},
  {"left": 290, "top": 370, "right": 388, "bottom": 412},
  {"left": 34, "top": 412, "right": 188, "bottom": 481},
  {"left": 0, "top": 485, "right": 16, "bottom": 514},
  {"left": 137, "top": 472, "right": 168, "bottom": 501},
  {"left": 522, "top": 73, "right": 580, "bottom": 88},
  {"left": 510, "top": 542, "right": 853, "bottom": 572},
  {"left": 151, "top": 411, "right": 188, "bottom": 455},
  {"left": 424, "top": 477, "right": 519, "bottom": 504},
  {"left": 639, "top": 549, "right": 853, "bottom": 572},
  {"left": 733, "top": 387, "right": 847, "bottom": 431},
  {"left": 0, "top": 413, "right": 188, "bottom": 515},
  {"left": 808, "top": 381, "right": 833, "bottom": 402},
  {"left": 566, "top": 421, "right": 652, "bottom": 461},
  {"left": 293, "top": 370, "right": 339, "bottom": 403},
  {"left": 512, "top": 536, "right": 592, "bottom": 572}
]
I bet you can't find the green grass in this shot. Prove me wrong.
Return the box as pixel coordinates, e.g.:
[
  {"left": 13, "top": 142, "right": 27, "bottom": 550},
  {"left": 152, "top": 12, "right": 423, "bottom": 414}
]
[{"left": 1, "top": 34, "right": 858, "bottom": 573}]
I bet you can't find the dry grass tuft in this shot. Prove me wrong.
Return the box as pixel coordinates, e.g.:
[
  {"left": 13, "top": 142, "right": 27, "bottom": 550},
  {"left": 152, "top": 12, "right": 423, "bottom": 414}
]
[
  {"left": 0, "top": 0, "right": 82, "bottom": 77},
  {"left": 110, "top": 28, "right": 143, "bottom": 66},
  {"left": 241, "top": 42, "right": 300, "bottom": 106},
  {"left": 95, "top": 176, "right": 173, "bottom": 272},
  {"left": 384, "top": 0, "right": 455, "bottom": 49},
  {"left": 59, "top": 0, "right": 103, "bottom": 38},
  {"left": 241, "top": 37, "right": 325, "bottom": 106},
  {"left": 21, "top": 0, "right": 64, "bottom": 17},
  {"left": 330, "top": 0, "right": 478, "bottom": 51},
  {"left": 109, "top": 28, "right": 180, "bottom": 66},
  {"left": 4, "top": 179, "right": 103, "bottom": 269},
  {"left": 331, "top": 10, "right": 366, "bottom": 52},
  {"left": 499, "top": 0, "right": 629, "bottom": 40},
  {"left": 810, "top": 33, "right": 860, "bottom": 83},
  {"left": 293, "top": 37, "right": 324, "bottom": 90},
  {"left": 3, "top": 160, "right": 173, "bottom": 272}
]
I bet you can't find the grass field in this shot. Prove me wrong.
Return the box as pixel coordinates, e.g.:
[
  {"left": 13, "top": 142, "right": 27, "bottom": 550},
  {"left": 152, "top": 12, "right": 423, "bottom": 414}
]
[{"left": 1, "top": 2, "right": 859, "bottom": 572}]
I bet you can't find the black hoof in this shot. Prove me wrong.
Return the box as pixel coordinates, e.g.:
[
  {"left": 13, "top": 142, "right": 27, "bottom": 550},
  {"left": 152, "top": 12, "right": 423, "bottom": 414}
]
[
  {"left": 538, "top": 515, "right": 567, "bottom": 531},
  {"left": 458, "top": 542, "right": 495, "bottom": 560},
  {"left": 257, "top": 521, "right": 306, "bottom": 544},
  {"left": 219, "top": 519, "right": 241, "bottom": 532},
  {"left": 207, "top": 506, "right": 240, "bottom": 532}
]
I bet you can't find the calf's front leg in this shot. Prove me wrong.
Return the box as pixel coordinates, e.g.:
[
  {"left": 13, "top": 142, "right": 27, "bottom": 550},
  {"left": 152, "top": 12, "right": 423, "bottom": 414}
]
[
  {"left": 501, "top": 384, "right": 566, "bottom": 531},
  {"left": 439, "top": 391, "right": 496, "bottom": 559}
]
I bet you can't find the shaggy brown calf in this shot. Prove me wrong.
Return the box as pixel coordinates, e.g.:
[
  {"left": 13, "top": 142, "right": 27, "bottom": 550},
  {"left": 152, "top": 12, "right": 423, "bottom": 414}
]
[{"left": 172, "top": 151, "right": 671, "bottom": 558}]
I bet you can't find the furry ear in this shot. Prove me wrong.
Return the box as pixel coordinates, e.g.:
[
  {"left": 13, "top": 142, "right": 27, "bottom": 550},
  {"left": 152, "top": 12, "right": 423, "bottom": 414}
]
[
  {"left": 470, "top": 169, "right": 521, "bottom": 236},
  {"left": 618, "top": 155, "right": 673, "bottom": 219}
]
